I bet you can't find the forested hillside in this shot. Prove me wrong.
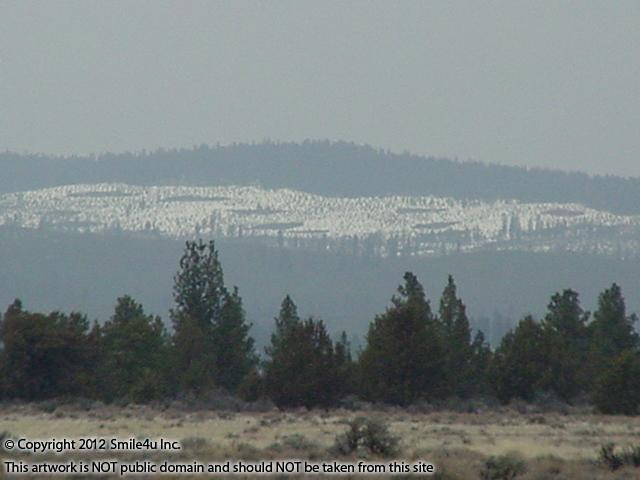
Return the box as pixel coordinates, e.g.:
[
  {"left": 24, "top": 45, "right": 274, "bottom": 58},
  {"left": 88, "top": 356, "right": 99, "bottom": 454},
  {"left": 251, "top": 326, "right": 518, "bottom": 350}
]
[{"left": 2, "top": 141, "right": 640, "bottom": 214}]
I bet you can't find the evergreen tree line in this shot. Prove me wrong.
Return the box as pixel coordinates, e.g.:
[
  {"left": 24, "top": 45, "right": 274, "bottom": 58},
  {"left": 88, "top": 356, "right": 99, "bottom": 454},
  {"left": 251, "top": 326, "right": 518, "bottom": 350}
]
[{"left": 0, "top": 240, "right": 638, "bottom": 414}]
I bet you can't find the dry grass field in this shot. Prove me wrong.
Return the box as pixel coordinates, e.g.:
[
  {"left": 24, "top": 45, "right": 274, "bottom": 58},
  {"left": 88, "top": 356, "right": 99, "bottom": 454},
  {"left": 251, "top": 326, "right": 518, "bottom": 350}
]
[{"left": 1, "top": 401, "right": 640, "bottom": 479}]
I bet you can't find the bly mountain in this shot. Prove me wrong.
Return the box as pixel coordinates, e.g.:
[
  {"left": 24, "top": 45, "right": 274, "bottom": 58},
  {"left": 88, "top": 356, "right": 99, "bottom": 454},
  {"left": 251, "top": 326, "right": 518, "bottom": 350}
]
[
  {"left": 1, "top": 141, "right": 639, "bottom": 345},
  {"left": 2, "top": 141, "right": 640, "bottom": 214}
]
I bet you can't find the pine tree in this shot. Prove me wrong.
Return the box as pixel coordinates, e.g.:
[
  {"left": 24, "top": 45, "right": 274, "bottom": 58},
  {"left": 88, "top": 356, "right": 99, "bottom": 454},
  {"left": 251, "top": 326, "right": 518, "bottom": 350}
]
[
  {"left": 588, "top": 283, "right": 639, "bottom": 366},
  {"left": 214, "top": 287, "right": 256, "bottom": 390},
  {"left": 171, "top": 240, "right": 223, "bottom": 391},
  {"left": 587, "top": 284, "right": 639, "bottom": 407},
  {"left": 273, "top": 295, "right": 299, "bottom": 337},
  {"left": 469, "top": 330, "right": 492, "bottom": 395},
  {"left": 172, "top": 240, "right": 226, "bottom": 330},
  {"left": 334, "top": 331, "right": 356, "bottom": 397},
  {"left": 437, "top": 275, "right": 474, "bottom": 397},
  {"left": 171, "top": 239, "right": 255, "bottom": 393},
  {"left": 263, "top": 295, "right": 300, "bottom": 386},
  {"left": 358, "top": 272, "right": 444, "bottom": 404},
  {"left": 263, "top": 296, "right": 300, "bottom": 405},
  {"left": 541, "top": 289, "right": 590, "bottom": 401}
]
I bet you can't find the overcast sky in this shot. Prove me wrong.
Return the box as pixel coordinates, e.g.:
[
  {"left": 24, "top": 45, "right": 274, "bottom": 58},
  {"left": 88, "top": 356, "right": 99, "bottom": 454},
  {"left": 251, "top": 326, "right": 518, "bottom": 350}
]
[{"left": 1, "top": 1, "right": 638, "bottom": 177}]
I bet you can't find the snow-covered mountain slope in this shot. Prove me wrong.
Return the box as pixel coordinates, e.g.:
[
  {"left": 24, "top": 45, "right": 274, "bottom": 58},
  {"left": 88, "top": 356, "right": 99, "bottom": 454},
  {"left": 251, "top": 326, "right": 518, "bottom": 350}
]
[{"left": 2, "top": 183, "right": 639, "bottom": 258}]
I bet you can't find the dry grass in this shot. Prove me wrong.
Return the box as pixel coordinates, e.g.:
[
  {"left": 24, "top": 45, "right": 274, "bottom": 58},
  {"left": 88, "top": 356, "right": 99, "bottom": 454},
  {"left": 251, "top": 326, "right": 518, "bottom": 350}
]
[{"left": 1, "top": 402, "right": 640, "bottom": 479}]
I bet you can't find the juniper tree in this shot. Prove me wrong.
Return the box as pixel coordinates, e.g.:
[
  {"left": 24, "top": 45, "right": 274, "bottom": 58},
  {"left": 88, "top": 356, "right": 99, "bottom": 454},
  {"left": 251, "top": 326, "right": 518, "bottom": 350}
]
[
  {"left": 592, "top": 350, "right": 640, "bottom": 415},
  {"left": 0, "top": 300, "right": 95, "bottom": 400},
  {"left": 98, "top": 295, "right": 171, "bottom": 402},
  {"left": 264, "top": 296, "right": 340, "bottom": 407},
  {"left": 490, "top": 315, "right": 547, "bottom": 403}
]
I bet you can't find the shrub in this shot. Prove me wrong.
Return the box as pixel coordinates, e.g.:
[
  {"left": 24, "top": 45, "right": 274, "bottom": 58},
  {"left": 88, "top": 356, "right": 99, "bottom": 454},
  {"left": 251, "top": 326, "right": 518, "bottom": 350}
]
[
  {"left": 480, "top": 454, "right": 526, "bottom": 480},
  {"left": 598, "top": 443, "right": 640, "bottom": 471},
  {"left": 280, "top": 434, "right": 317, "bottom": 451},
  {"left": 333, "top": 416, "right": 399, "bottom": 457},
  {"left": 238, "top": 369, "right": 264, "bottom": 402},
  {"left": 39, "top": 399, "right": 60, "bottom": 414},
  {"left": 599, "top": 444, "right": 623, "bottom": 471},
  {"left": 181, "top": 437, "right": 209, "bottom": 452}
]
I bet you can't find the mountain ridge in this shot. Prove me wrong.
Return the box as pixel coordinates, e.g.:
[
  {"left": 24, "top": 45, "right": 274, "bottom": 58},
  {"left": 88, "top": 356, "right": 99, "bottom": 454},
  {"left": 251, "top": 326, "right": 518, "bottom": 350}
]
[{"left": 2, "top": 141, "right": 639, "bottom": 214}]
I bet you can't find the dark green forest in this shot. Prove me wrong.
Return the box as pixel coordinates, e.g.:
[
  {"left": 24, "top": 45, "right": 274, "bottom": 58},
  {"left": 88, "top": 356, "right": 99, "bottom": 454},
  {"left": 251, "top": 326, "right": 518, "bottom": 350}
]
[
  {"left": 1, "top": 240, "right": 639, "bottom": 415},
  {"left": 2, "top": 141, "right": 640, "bottom": 214}
]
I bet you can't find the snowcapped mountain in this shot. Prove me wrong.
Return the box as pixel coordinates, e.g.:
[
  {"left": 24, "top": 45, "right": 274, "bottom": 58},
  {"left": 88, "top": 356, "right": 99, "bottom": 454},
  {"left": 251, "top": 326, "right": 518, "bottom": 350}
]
[{"left": 2, "top": 183, "right": 639, "bottom": 258}]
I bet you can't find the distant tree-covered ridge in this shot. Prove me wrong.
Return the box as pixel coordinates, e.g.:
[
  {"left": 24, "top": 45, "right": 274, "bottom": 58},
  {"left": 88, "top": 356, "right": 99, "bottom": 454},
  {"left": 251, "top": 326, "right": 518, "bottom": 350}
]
[
  {"left": 2, "top": 140, "right": 640, "bottom": 214},
  {"left": 1, "top": 239, "right": 638, "bottom": 414}
]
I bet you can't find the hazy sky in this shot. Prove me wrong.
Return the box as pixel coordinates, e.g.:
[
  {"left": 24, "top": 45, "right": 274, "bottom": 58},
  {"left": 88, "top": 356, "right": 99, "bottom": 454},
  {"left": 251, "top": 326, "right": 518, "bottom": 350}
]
[{"left": 1, "top": 1, "right": 638, "bottom": 177}]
